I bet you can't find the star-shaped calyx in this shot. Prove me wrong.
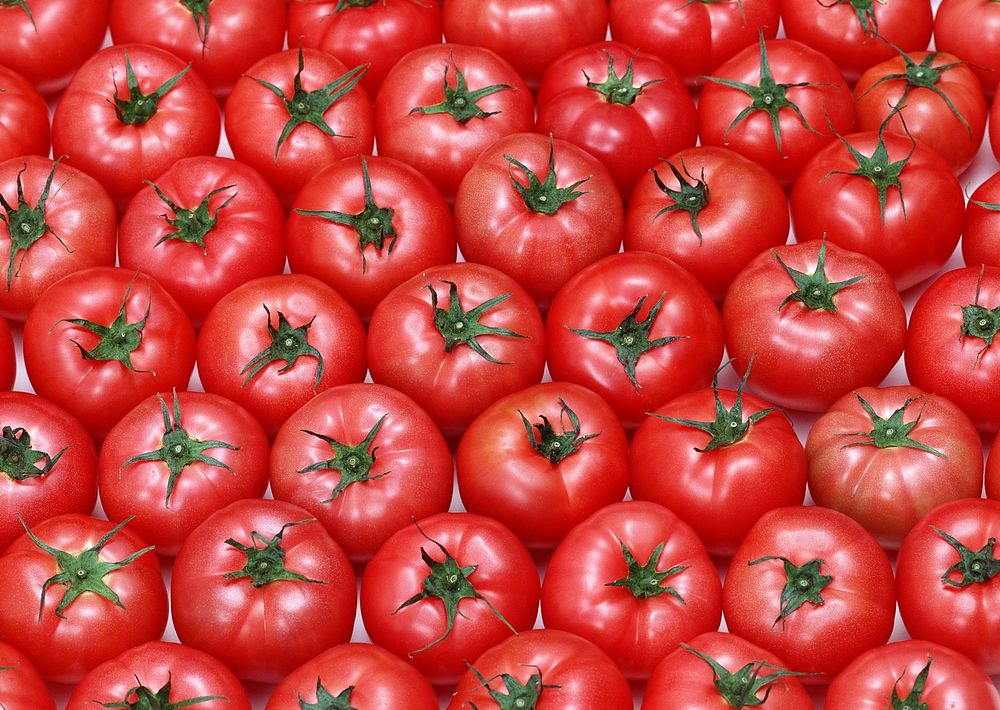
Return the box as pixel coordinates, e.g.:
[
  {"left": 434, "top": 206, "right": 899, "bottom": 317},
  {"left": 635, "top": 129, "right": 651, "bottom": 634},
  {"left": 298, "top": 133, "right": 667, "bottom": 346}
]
[
  {"left": 650, "top": 159, "right": 710, "bottom": 243},
  {"left": 889, "top": 657, "right": 932, "bottom": 710},
  {"left": 584, "top": 50, "right": 662, "bottom": 106},
  {"left": 297, "top": 413, "right": 390, "bottom": 503},
  {"left": 606, "top": 539, "right": 688, "bottom": 602},
  {"left": 461, "top": 664, "right": 561, "bottom": 710},
  {"left": 933, "top": 527, "right": 1000, "bottom": 588},
  {"left": 1, "top": 425, "right": 66, "bottom": 481},
  {"left": 957, "top": 265, "right": 1000, "bottom": 366},
  {"left": 427, "top": 280, "right": 526, "bottom": 363},
  {"left": 147, "top": 180, "right": 237, "bottom": 254},
  {"left": 297, "top": 678, "right": 357, "bottom": 710},
  {"left": 113, "top": 51, "right": 191, "bottom": 126},
  {"left": 772, "top": 241, "right": 866, "bottom": 313},
  {"left": 681, "top": 644, "right": 810, "bottom": 708},
  {"left": 841, "top": 393, "right": 945, "bottom": 458},
  {"left": 519, "top": 398, "right": 598, "bottom": 465},
  {"left": 818, "top": 0, "right": 884, "bottom": 35},
  {"left": 409, "top": 57, "right": 513, "bottom": 124},
  {"left": 241, "top": 304, "right": 324, "bottom": 389},
  {"left": 178, "top": 0, "right": 212, "bottom": 56},
  {"left": 97, "top": 674, "right": 223, "bottom": 710},
  {"left": 223, "top": 519, "right": 326, "bottom": 589},
  {"left": 748, "top": 555, "right": 833, "bottom": 627},
  {"left": 504, "top": 135, "right": 589, "bottom": 216}
]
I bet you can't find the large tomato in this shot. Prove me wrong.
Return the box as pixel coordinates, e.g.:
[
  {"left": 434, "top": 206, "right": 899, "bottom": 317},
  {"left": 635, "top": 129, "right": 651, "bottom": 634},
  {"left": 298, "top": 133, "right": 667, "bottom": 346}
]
[
  {"left": 0, "top": 317, "right": 12, "bottom": 390},
  {"left": 0, "top": 65, "right": 48, "bottom": 162},
  {"left": 936, "top": 0, "right": 1000, "bottom": 98},
  {"left": 0, "top": 641, "right": 54, "bottom": 710},
  {"left": 963, "top": 169, "right": 1000, "bottom": 268}
]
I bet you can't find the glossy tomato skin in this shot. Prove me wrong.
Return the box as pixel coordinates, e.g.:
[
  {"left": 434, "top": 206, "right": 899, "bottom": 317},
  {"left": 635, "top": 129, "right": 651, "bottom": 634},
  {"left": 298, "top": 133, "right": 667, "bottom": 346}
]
[
  {"left": 23, "top": 267, "right": 197, "bottom": 442},
  {"left": 964, "top": 171, "right": 1000, "bottom": 268},
  {"left": 52, "top": 44, "right": 221, "bottom": 211},
  {"left": 0, "top": 65, "right": 49, "bottom": 162},
  {"left": 723, "top": 506, "right": 896, "bottom": 682},
  {"left": 625, "top": 146, "right": 789, "bottom": 303},
  {"left": 0, "top": 514, "right": 168, "bottom": 683},
  {"left": 360, "top": 512, "right": 540, "bottom": 685},
  {"left": 546, "top": 251, "right": 725, "bottom": 430},
  {"left": 935, "top": 0, "right": 1000, "bottom": 97},
  {"left": 270, "top": 383, "right": 453, "bottom": 563},
  {"left": 0, "top": 641, "right": 55, "bottom": 710},
  {"left": 448, "top": 629, "right": 633, "bottom": 710},
  {"left": 172, "top": 499, "right": 357, "bottom": 684},
  {"left": 287, "top": 154, "right": 457, "bottom": 322},
  {"left": 455, "top": 132, "right": 623, "bottom": 310},
  {"left": 989, "top": 430, "right": 1000, "bottom": 500},
  {"left": 0, "top": 317, "right": 12, "bottom": 390}
]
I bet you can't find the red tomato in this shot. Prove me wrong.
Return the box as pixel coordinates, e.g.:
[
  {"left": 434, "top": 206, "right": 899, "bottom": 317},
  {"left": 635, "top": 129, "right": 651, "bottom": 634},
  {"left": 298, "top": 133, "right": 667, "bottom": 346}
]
[
  {"left": 0, "top": 65, "right": 48, "bottom": 162},
  {"left": 0, "top": 640, "right": 54, "bottom": 710},
  {"left": 23, "top": 267, "right": 197, "bottom": 441},
  {"left": 896, "top": 499, "right": 1000, "bottom": 675},
  {"left": 993, "top": 91, "right": 1000, "bottom": 162},
  {"left": 360, "top": 512, "right": 540, "bottom": 685},
  {"left": 625, "top": 145, "right": 789, "bottom": 302},
  {"left": 699, "top": 36, "right": 854, "bottom": 188},
  {"left": 172, "top": 499, "right": 356, "bottom": 683},
  {"left": 0, "top": 514, "right": 167, "bottom": 683},
  {"left": 723, "top": 506, "right": 895, "bottom": 682},
  {"left": 536, "top": 41, "right": 698, "bottom": 198},
  {"left": 455, "top": 133, "right": 623, "bottom": 310},
  {"left": 52, "top": 44, "right": 221, "bottom": 211},
  {"left": 963, "top": 170, "right": 1000, "bottom": 268},
  {"left": 448, "top": 629, "right": 633, "bottom": 710},
  {"left": 0, "top": 317, "right": 11, "bottom": 390},
  {"left": 287, "top": 154, "right": 457, "bottom": 322},
  {"left": 990, "top": 431, "right": 1000, "bottom": 500},
  {"left": 935, "top": 0, "right": 1000, "bottom": 97},
  {"left": 118, "top": 155, "right": 287, "bottom": 328},
  {"left": 197, "top": 274, "right": 368, "bottom": 437},
  {"left": 904, "top": 265, "right": 1000, "bottom": 433}
]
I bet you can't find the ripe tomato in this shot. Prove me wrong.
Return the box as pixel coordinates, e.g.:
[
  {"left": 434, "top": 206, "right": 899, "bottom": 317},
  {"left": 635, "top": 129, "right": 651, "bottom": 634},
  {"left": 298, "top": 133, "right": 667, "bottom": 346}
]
[
  {"left": 935, "top": 0, "right": 1000, "bottom": 97},
  {"left": 0, "top": 65, "right": 48, "bottom": 162},
  {"left": 0, "top": 640, "right": 54, "bottom": 710},
  {"left": 993, "top": 91, "right": 1000, "bottom": 162},
  {"left": 0, "top": 317, "right": 12, "bottom": 390},
  {"left": 964, "top": 169, "right": 1000, "bottom": 268}
]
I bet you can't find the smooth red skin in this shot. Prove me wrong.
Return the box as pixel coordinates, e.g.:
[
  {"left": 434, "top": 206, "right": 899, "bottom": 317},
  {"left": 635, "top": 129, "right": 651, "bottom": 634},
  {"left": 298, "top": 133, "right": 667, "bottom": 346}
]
[
  {"left": 66, "top": 641, "right": 250, "bottom": 710},
  {"left": 0, "top": 392, "right": 98, "bottom": 554},
  {"left": 99, "top": 391, "right": 270, "bottom": 557},
  {"left": 609, "top": 0, "right": 780, "bottom": 88},
  {"left": 375, "top": 44, "right": 534, "bottom": 203},
  {"left": 854, "top": 51, "right": 988, "bottom": 175},
  {"left": 118, "top": 156, "right": 287, "bottom": 328},
  {"left": 288, "top": 0, "right": 442, "bottom": 98},
  {"left": 287, "top": 154, "right": 457, "bottom": 322},
  {"left": 791, "top": 130, "right": 964, "bottom": 292},
  {"left": 936, "top": 0, "right": 1000, "bottom": 97},
  {"left": 197, "top": 274, "right": 368, "bottom": 438},
  {"left": 629, "top": 388, "right": 807, "bottom": 557},
  {"left": 541, "top": 501, "right": 722, "bottom": 679},
  {"left": 171, "top": 499, "right": 357, "bottom": 684},
  {"left": 455, "top": 133, "right": 624, "bottom": 310},
  {"left": 699, "top": 39, "right": 854, "bottom": 189},
  {"left": 625, "top": 146, "right": 790, "bottom": 303},
  {"left": 443, "top": 0, "right": 609, "bottom": 89},
  {"left": 896, "top": 499, "right": 1000, "bottom": 675},
  {"left": 992, "top": 91, "right": 1000, "bottom": 164},
  {"left": 22, "top": 267, "right": 197, "bottom": 442},
  {"left": 0, "top": 514, "right": 168, "bottom": 684},
  {"left": 367, "top": 262, "right": 546, "bottom": 440},
  {"left": 807, "top": 386, "right": 984, "bottom": 549},
  {"left": 270, "top": 383, "right": 454, "bottom": 563},
  {"left": 457, "top": 382, "right": 629, "bottom": 550},
  {"left": 989, "top": 430, "right": 1000, "bottom": 500},
  {"left": 52, "top": 44, "right": 221, "bottom": 211},
  {"left": 225, "top": 47, "right": 374, "bottom": 206},
  {"left": 0, "top": 317, "right": 12, "bottom": 390},
  {"left": 0, "top": 641, "right": 55, "bottom": 710},
  {"left": 642, "top": 631, "right": 812, "bottom": 710},
  {"left": 722, "top": 241, "right": 906, "bottom": 413},
  {"left": 360, "top": 512, "right": 541, "bottom": 685},
  {"left": 536, "top": 41, "right": 698, "bottom": 199},
  {"left": 110, "top": 0, "right": 287, "bottom": 99},
  {"left": 448, "top": 629, "right": 633, "bottom": 710},
  {"left": 0, "top": 156, "right": 117, "bottom": 322},
  {"left": 904, "top": 266, "right": 1000, "bottom": 433},
  {"left": 266, "top": 642, "right": 439, "bottom": 710},
  {"left": 826, "top": 639, "right": 1000, "bottom": 709},
  {"left": 0, "top": 0, "right": 109, "bottom": 95},
  {"left": 963, "top": 171, "right": 1000, "bottom": 268},
  {"left": 0, "top": 65, "right": 49, "bottom": 162},
  {"left": 546, "top": 251, "right": 725, "bottom": 430}
]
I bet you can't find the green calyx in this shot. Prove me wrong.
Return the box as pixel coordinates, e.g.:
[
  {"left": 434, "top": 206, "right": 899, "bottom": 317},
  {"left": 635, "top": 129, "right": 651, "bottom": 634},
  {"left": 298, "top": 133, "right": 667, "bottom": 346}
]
[
  {"left": 504, "top": 135, "right": 588, "bottom": 215},
  {"left": 147, "top": 180, "right": 237, "bottom": 253},
  {"left": 334, "top": 0, "right": 378, "bottom": 9},
  {"left": 298, "top": 414, "right": 389, "bottom": 503},
  {"left": 890, "top": 657, "right": 931, "bottom": 710},
  {"left": 223, "top": 519, "right": 325, "bottom": 588},
  {"left": 178, "top": 0, "right": 211, "bottom": 55},
  {"left": 294, "top": 156, "right": 396, "bottom": 274},
  {"left": 0, "top": 0, "right": 35, "bottom": 29},
  {"left": 682, "top": 644, "right": 810, "bottom": 708},
  {"left": 585, "top": 50, "right": 662, "bottom": 106},
  {"left": 934, "top": 527, "right": 1000, "bottom": 587},
  {"left": 408, "top": 59, "right": 512, "bottom": 124},
  {"left": 98, "top": 674, "right": 223, "bottom": 710},
  {"left": 568, "top": 292, "right": 686, "bottom": 389},
  {"left": 297, "top": 678, "right": 356, "bottom": 710},
  {"left": 241, "top": 304, "right": 324, "bottom": 390},
  {"left": 749, "top": 556, "right": 832, "bottom": 626},
  {"left": 114, "top": 51, "right": 191, "bottom": 126},
  {"left": 972, "top": 199, "right": 1000, "bottom": 212},
  {"left": 606, "top": 539, "right": 687, "bottom": 601},
  {"left": 651, "top": 159, "right": 710, "bottom": 243},
  {"left": 427, "top": 279, "right": 526, "bottom": 363},
  {"left": 519, "top": 397, "right": 598, "bottom": 465},
  {"left": 463, "top": 664, "right": 560, "bottom": 710},
  {"left": 841, "top": 393, "right": 945, "bottom": 457},
  {"left": 958, "top": 265, "right": 1000, "bottom": 366},
  {"left": 0, "top": 425, "right": 66, "bottom": 481},
  {"left": 773, "top": 240, "right": 865, "bottom": 313},
  {"left": 819, "top": 0, "right": 882, "bottom": 35}
]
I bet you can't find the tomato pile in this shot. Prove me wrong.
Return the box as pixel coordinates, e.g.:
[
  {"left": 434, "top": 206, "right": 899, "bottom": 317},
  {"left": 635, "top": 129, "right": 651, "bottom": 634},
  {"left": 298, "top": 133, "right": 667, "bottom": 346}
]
[{"left": 1, "top": 0, "right": 1000, "bottom": 708}]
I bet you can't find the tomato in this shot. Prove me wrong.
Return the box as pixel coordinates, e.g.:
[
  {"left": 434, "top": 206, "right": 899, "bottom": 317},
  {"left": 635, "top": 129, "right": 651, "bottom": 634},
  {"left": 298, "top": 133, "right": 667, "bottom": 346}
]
[
  {"left": 963, "top": 170, "right": 1000, "bottom": 268},
  {"left": 0, "top": 65, "right": 48, "bottom": 163},
  {"left": 270, "top": 383, "right": 453, "bottom": 563},
  {"left": 0, "top": 514, "right": 167, "bottom": 683},
  {"left": 0, "top": 392, "right": 98, "bottom": 554},
  {"left": 624, "top": 145, "right": 789, "bottom": 303},
  {"left": 609, "top": 0, "right": 780, "bottom": 88},
  {"left": 722, "top": 240, "right": 906, "bottom": 413},
  {"left": 723, "top": 506, "right": 895, "bottom": 682},
  {"left": 896, "top": 498, "right": 1000, "bottom": 675},
  {"left": 109, "top": 0, "right": 287, "bottom": 99},
  {"left": 52, "top": 44, "right": 221, "bottom": 211},
  {"left": 197, "top": 274, "right": 367, "bottom": 437},
  {"left": 454, "top": 133, "right": 623, "bottom": 310},
  {"left": 826, "top": 639, "right": 1000, "bottom": 709},
  {"left": 935, "top": 0, "right": 1000, "bottom": 97},
  {"left": 360, "top": 512, "right": 540, "bottom": 685},
  {"left": 0, "top": 641, "right": 54, "bottom": 710},
  {"left": 448, "top": 629, "right": 633, "bottom": 710},
  {"left": 22, "top": 267, "right": 197, "bottom": 442},
  {"left": 536, "top": 41, "right": 698, "bottom": 199},
  {"left": 287, "top": 154, "right": 457, "bottom": 322},
  {"left": 226, "top": 45, "right": 373, "bottom": 206},
  {"left": 904, "top": 265, "right": 1000, "bottom": 433},
  {"left": 65, "top": 641, "right": 250, "bottom": 710},
  {"left": 993, "top": 91, "right": 1000, "bottom": 163},
  {"left": 699, "top": 36, "right": 854, "bottom": 188},
  {"left": 0, "top": 317, "right": 12, "bottom": 391},
  {"left": 990, "top": 430, "right": 1000, "bottom": 501},
  {"left": 790, "top": 121, "right": 964, "bottom": 291},
  {"left": 0, "top": 156, "right": 117, "bottom": 322},
  {"left": 118, "top": 155, "right": 287, "bottom": 328},
  {"left": 172, "top": 498, "right": 356, "bottom": 683},
  {"left": 546, "top": 251, "right": 725, "bottom": 430},
  {"left": 375, "top": 43, "right": 534, "bottom": 203},
  {"left": 642, "top": 631, "right": 812, "bottom": 709}
]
